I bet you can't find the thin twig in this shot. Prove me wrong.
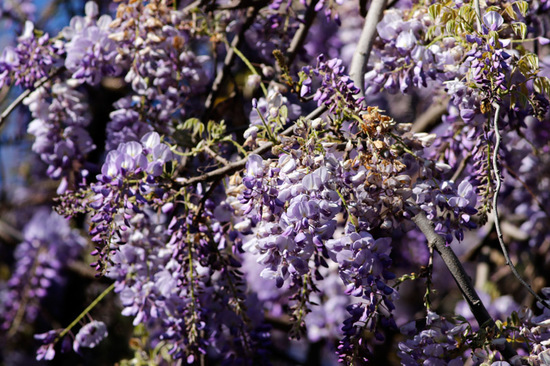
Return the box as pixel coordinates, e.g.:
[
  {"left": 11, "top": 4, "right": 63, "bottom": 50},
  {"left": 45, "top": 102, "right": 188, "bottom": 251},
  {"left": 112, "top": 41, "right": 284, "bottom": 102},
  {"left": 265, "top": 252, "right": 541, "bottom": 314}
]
[
  {"left": 410, "top": 99, "right": 449, "bottom": 133},
  {"left": 411, "top": 209, "right": 519, "bottom": 363},
  {"left": 0, "top": 67, "right": 64, "bottom": 130},
  {"left": 196, "top": 0, "right": 377, "bottom": 185},
  {"left": 182, "top": 0, "right": 202, "bottom": 13},
  {"left": 203, "top": 145, "right": 230, "bottom": 166},
  {"left": 451, "top": 152, "right": 472, "bottom": 182},
  {"left": 412, "top": 210, "right": 493, "bottom": 324},
  {"left": 178, "top": 105, "right": 326, "bottom": 187},
  {"left": 58, "top": 282, "right": 115, "bottom": 339},
  {"left": 349, "top": 0, "right": 387, "bottom": 102},
  {"left": 0, "top": 218, "right": 24, "bottom": 243},
  {"left": 231, "top": 45, "right": 268, "bottom": 96},
  {"left": 0, "top": 85, "right": 11, "bottom": 106},
  {"left": 286, "top": 0, "right": 320, "bottom": 66},
  {"left": 0, "top": 87, "right": 34, "bottom": 130},
  {"left": 491, "top": 103, "right": 550, "bottom": 309},
  {"left": 193, "top": 177, "right": 223, "bottom": 226},
  {"left": 203, "top": 6, "right": 261, "bottom": 116}
]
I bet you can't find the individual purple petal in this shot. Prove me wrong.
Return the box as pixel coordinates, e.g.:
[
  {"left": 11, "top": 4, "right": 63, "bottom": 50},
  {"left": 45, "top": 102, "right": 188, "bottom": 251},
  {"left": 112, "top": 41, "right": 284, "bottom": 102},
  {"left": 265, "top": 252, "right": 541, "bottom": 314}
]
[
  {"left": 460, "top": 108, "right": 475, "bottom": 121},
  {"left": 119, "top": 141, "right": 143, "bottom": 158},
  {"left": 36, "top": 344, "right": 56, "bottom": 361},
  {"left": 116, "top": 153, "right": 135, "bottom": 173},
  {"left": 396, "top": 30, "right": 416, "bottom": 53},
  {"left": 141, "top": 131, "right": 161, "bottom": 150},
  {"left": 247, "top": 154, "right": 264, "bottom": 177},
  {"left": 302, "top": 167, "right": 329, "bottom": 191},
  {"left": 483, "top": 11, "right": 504, "bottom": 31}
]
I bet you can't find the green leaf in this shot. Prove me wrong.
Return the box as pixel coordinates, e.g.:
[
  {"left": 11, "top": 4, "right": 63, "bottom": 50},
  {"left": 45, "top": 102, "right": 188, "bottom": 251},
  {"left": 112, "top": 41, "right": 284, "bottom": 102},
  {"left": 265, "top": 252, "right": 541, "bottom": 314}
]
[
  {"left": 517, "top": 54, "right": 539, "bottom": 77},
  {"left": 445, "top": 19, "right": 455, "bottom": 34},
  {"left": 458, "top": 4, "right": 474, "bottom": 23},
  {"left": 485, "top": 5, "right": 501, "bottom": 13},
  {"left": 504, "top": 3, "right": 517, "bottom": 20},
  {"left": 525, "top": 53, "right": 539, "bottom": 70},
  {"left": 510, "top": 311, "right": 520, "bottom": 326},
  {"left": 534, "top": 77, "right": 544, "bottom": 93},
  {"left": 489, "top": 30, "right": 499, "bottom": 45},
  {"left": 515, "top": 1, "right": 529, "bottom": 17},
  {"left": 279, "top": 105, "right": 288, "bottom": 123},
  {"left": 428, "top": 3, "right": 442, "bottom": 20},
  {"left": 179, "top": 118, "right": 204, "bottom": 137},
  {"left": 179, "top": 118, "right": 193, "bottom": 130},
  {"left": 542, "top": 77, "right": 550, "bottom": 96},
  {"left": 441, "top": 10, "right": 451, "bottom": 24},
  {"left": 512, "top": 22, "right": 527, "bottom": 40},
  {"left": 197, "top": 122, "right": 205, "bottom": 136}
]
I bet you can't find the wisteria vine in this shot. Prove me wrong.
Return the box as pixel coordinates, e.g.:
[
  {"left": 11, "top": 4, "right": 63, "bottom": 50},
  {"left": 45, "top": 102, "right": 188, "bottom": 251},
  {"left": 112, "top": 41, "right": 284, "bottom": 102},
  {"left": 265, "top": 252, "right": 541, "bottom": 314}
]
[{"left": 1, "top": 0, "right": 550, "bottom": 365}]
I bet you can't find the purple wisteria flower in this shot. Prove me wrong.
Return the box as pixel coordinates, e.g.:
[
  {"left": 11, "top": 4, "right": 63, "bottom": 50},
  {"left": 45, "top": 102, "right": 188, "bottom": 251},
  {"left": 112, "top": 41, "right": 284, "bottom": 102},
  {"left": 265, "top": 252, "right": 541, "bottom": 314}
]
[
  {"left": 301, "top": 55, "right": 364, "bottom": 112},
  {"left": 241, "top": 154, "right": 340, "bottom": 286},
  {"left": 24, "top": 81, "right": 95, "bottom": 192},
  {"left": 0, "top": 209, "right": 86, "bottom": 333},
  {"left": 88, "top": 131, "right": 176, "bottom": 251},
  {"left": 365, "top": 7, "right": 463, "bottom": 95},
  {"left": 105, "top": 97, "right": 154, "bottom": 151},
  {"left": 483, "top": 11, "right": 504, "bottom": 32},
  {"left": 0, "top": 20, "right": 61, "bottom": 88},
  {"left": 98, "top": 131, "right": 174, "bottom": 184},
  {"left": 102, "top": 199, "right": 270, "bottom": 364},
  {"left": 398, "top": 311, "right": 467, "bottom": 365},
  {"left": 246, "top": 89, "right": 301, "bottom": 147},
  {"left": 63, "top": 2, "right": 121, "bottom": 85},
  {"left": 34, "top": 329, "right": 61, "bottom": 361},
  {"left": 73, "top": 321, "right": 108, "bottom": 353},
  {"left": 2, "top": 0, "right": 549, "bottom": 364},
  {"left": 110, "top": 0, "right": 210, "bottom": 129},
  {"left": 236, "top": 132, "right": 405, "bottom": 360},
  {"left": 413, "top": 179, "right": 478, "bottom": 243}
]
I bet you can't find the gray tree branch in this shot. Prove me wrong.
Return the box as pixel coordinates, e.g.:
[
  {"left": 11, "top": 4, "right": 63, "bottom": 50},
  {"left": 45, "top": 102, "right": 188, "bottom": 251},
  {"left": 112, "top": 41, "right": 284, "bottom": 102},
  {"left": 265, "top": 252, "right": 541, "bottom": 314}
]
[
  {"left": 285, "top": 0, "right": 321, "bottom": 66},
  {"left": 349, "top": 0, "right": 387, "bottom": 101},
  {"left": 411, "top": 210, "right": 520, "bottom": 363}
]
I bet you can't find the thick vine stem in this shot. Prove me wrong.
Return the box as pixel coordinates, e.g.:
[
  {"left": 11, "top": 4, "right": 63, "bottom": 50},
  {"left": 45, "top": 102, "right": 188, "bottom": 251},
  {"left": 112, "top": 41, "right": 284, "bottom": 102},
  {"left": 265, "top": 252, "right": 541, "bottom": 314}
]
[
  {"left": 349, "top": 0, "right": 387, "bottom": 102},
  {"left": 411, "top": 211, "right": 491, "bottom": 323},
  {"left": 411, "top": 210, "right": 521, "bottom": 364}
]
